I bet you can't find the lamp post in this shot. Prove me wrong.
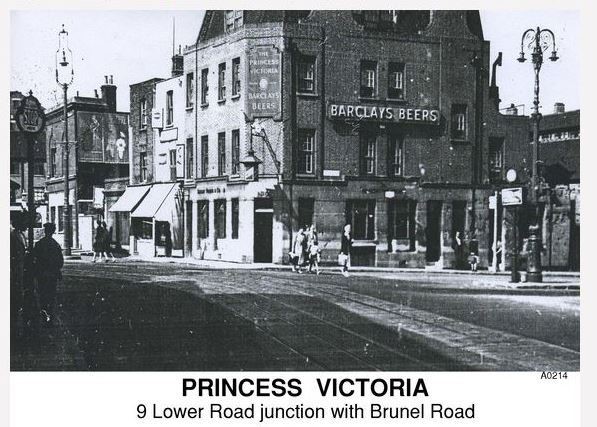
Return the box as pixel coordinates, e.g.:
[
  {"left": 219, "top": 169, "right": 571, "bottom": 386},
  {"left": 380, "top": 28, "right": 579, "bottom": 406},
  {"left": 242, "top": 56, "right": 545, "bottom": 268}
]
[
  {"left": 241, "top": 121, "right": 263, "bottom": 182},
  {"left": 56, "top": 24, "right": 74, "bottom": 255},
  {"left": 517, "top": 27, "right": 558, "bottom": 283}
]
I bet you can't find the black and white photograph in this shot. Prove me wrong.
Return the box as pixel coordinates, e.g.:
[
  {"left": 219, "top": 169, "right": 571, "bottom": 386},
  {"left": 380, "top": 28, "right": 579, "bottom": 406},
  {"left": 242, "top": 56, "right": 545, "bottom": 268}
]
[{"left": 8, "top": 8, "right": 581, "bottom": 375}]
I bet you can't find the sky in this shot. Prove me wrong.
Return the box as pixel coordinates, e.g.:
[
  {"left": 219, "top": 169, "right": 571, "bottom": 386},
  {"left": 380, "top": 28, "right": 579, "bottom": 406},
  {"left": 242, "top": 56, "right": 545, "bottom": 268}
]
[{"left": 10, "top": 10, "right": 580, "bottom": 114}]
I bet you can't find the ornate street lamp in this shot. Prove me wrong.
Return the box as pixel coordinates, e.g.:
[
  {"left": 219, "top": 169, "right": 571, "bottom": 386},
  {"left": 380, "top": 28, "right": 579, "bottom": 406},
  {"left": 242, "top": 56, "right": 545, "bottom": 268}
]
[
  {"left": 56, "top": 24, "right": 74, "bottom": 255},
  {"left": 517, "top": 26, "right": 558, "bottom": 283},
  {"left": 241, "top": 121, "right": 263, "bottom": 181}
]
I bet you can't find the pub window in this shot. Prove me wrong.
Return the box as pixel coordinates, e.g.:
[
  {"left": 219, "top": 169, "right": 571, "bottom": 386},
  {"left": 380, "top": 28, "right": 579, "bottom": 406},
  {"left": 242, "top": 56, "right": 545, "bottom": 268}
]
[
  {"left": 217, "top": 132, "right": 226, "bottom": 176},
  {"left": 186, "top": 73, "right": 194, "bottom": 108},
  {"left": 388, "top": 62, "right": 405, "bottom": 99},
  {"left": 218, "top": 63, "right": 226, "bottom": 101},
  {"left": 201, "top": 135, "right": 209, "bottom": 178},
  {"left": 169, "top": 149, "right": 177, "bottom": 181},
  {"left": 451, "top": 104, "right": 468, "bottom": 140},
  {"left": 197, "top": 200, "right": 209, "bottom": 240},
  {"left": 360, "top": 60, "right": 377, "bottom": 98},
  {"left": 232, "top": 57, "right": 241, "bottom": 97},
  {"left": 297, "top": 56, "right": 316, "bottom": 93},
  {"left": 298, "top": 129, "right": 315, "bottom": 175},
  {"left": 231, "top": 198, "right": 239, "bottom": 239},
  {"left": 140, "top": 98, "right": 148, "bottom": 128},
  {"left": 139, "top": 152, "right": 148, "bottom": 182},
  {"left": 225, "top": 10, "right": 243, "bottom": 32},
  {"left": 488, "top": 137, "right": 504, "bottom": 183},
  {"left": 346, "top": 199, "right": 375, "bottom": 240},
  {"left": 360, "top": 132, "right": 377, "bottom": 175},
  {"left": 214, "top": 199, "right": 226, "bottom": 239},
  {"left": 388, "top": 135, "right": 404, "bottom": 176},
  {"left": 166, "top": 90, "right": 174, "bottom": 126},
  {"left": 201, "top": 68, "right": 209, "bottom": 105},
  {"left": 231, "top": 129, "right": 240, "bottom": 175},
  {"left": 388, "top": 199, "right": 416, "bottom": 248},
  {"left": 186, "top": 138, "right": 194, "bottom": 179}
]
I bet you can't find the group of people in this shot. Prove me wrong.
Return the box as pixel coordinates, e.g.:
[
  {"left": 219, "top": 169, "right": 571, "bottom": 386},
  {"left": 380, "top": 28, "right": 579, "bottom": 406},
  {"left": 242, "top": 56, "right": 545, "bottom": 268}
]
[
  {"left": 92, "top": 219, "right": 116, "bottom": 262},
  {"left": 10, "top": 213, "right": 64, "bottom": 333},
  {"left": 289, "top": 223, "right": 354, "bottom": 277}
]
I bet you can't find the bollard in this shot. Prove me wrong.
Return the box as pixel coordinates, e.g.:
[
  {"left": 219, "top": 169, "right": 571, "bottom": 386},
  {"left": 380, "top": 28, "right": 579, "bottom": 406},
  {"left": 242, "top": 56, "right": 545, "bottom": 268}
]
[{"left": 526, "top": 224, "right": 543, "bottom": 282}]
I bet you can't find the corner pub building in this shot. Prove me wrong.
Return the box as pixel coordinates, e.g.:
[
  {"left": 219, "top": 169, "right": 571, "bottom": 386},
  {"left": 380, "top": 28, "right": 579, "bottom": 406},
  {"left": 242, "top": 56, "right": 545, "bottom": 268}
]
[{"left": 181, "top": 10, "right": 530, "bottom": 268}]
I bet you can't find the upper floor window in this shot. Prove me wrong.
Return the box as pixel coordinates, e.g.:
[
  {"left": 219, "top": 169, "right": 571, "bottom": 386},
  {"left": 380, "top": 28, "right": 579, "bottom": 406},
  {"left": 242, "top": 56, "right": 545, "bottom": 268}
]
[
  {"left": 231, "top": 129, "right": 240, "bottom": 175},
  {"left": 451, "top": 104, "right": 468, "bottom": 140},
  {"left": 201, "top": 68, "right": 209, "bottom": 105},
  {"left": 186, "top": 137, "right": 194, "bottom": 179},
  {"left": 388, "top": 135, "right": 404, "bottom": 176},
  {"left": 140, "top": 99, "right": 148, "bottom": 128},
  {"left": 360, "top": 132, "right": 377, "bottom": 175},
  {"left": 360, "top": 60, "right": 377, "bottom": 98},
  {"left": 218, "top": 63, "right": 226, "bottom": 101},
  {"left": 218, "top": 132, "right": 226, "bottom": 176},
  {"left": 201, "top": 135, "right": 209, "bottom": 178},
  {"left": 166, "top": 90, "right": 174, "bottom": 126},
  {"left": 298, "top": 129, "right": 315, "bottom": 175},
  {"left": 232, "top": 57, "right": 241, "bottom": 97},
  {"left": 139, "top": 152, "right": 148, "bottom": 182},
  {"left": 169, "top": 149, "right": 177, "bottom": 181},
  {"left": 297, "top": 56, "right": 316, "bottom": 94},
  {"left": 488, "top": 137, "right": 504, "bottom": 183},
  {"left": 225, "top": 10, "right": 243, "bottom": 32},
  {"left": 388, "top": 62, "right": 405, "bottom": 99},
  {"left": 186, "top": 73, "right": 194, "bottom": 108},
  {"left": 50, "top": 147, "right": 57, "bottom": 177}
]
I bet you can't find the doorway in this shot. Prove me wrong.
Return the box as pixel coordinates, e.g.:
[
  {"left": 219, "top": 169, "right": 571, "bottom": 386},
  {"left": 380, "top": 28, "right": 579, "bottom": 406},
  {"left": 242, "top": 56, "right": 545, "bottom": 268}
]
[
  {"left": 426, "top": 200, "right": 442, "bottom": 262},
  {"left": 254, "top": 198, "right": 273, "bottom": 263}
]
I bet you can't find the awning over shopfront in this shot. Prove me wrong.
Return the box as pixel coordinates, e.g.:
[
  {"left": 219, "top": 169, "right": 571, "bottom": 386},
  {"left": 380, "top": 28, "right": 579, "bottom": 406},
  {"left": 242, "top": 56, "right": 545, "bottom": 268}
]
[
  {"left": 108, "top": 184, "right": 150, "bottom": 212},
  {"left": 130, "top": 182, "right": 178, "bottom": 220}
]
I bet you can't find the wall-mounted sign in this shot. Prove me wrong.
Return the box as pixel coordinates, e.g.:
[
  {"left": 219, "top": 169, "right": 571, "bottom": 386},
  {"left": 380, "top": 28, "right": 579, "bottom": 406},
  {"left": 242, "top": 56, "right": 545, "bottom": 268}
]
[
  {"left": 246, "top": 45, "right": 281, "bottom": 120},
  {"left": 77, "top": 112, "right": 129, "bottom": 164},
  {"left": 152, "top": 109, "right": 163, "bottom": 129},
  {"left": 502, "top": 187, "right": 524, "bottom": 206},
  {"left": 328, "top": 103, "right": 440, "bottom": 125}
]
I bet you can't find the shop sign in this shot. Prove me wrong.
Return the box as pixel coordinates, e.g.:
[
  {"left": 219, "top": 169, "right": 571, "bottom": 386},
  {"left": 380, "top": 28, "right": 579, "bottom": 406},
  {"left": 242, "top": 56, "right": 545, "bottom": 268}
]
[
  {"left": 246, "top": 45, "right": 281, "bottom": 120},
  {"left": 502, "top": 188, "right": 524, "bottom": 206},
  {"left": 328, "top": 103, "right": 440, "bottom": 125},
  {"left": 15, "top": 94, "right": 46, "bottom": 134}
]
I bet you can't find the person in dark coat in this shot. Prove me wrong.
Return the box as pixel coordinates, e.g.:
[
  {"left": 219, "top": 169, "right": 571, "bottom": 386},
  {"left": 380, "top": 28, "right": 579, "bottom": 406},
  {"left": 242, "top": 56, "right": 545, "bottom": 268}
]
[
  {"left": 10, "top": 213, "right": 27, "bottom": 333},
  {"left": 452, "top": 231, "right": 465, "bottom": 270},
  {"left": 340, "top": 224, "right": 353, "bottom": 277},
  {"left": 102, "top": 221, "right": 116, "bottom": 262},
  {"left": 32, "top": 223, "right": 64, "bottom": 325},
  {"left": 92, "top": 219, "right": 106, "bottom": 262}
]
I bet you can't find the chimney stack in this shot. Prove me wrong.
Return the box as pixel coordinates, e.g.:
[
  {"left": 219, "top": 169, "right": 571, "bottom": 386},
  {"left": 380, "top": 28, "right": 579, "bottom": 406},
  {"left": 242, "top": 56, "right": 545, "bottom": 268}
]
[
  {"left": 100, "top": 75, "right": 117, "bottom": 112},
  {"left": 554, "top": 102, "right": 565, "bottom": 114},
  {"left": 172, "top": 45, "right": 184, "bottom": 77}
]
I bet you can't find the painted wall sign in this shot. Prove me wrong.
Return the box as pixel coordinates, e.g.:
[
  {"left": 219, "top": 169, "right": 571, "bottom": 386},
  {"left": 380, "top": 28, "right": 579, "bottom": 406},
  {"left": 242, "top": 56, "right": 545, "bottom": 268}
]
[
  {"left": 77, "top": 111, "right": 129, "bottom": 163},
  {"left": 328, "top": 103, "right": 440, "bottom": 125},
  {"left": 246, "top": 45, "right": 281, "bottom": 119}
]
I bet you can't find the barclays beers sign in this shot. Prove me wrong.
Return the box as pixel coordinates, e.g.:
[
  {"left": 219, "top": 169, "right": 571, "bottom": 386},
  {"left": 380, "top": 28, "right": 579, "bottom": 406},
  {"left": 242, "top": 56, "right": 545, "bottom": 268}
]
[
  {"left": 328, "top": 103, "right": 440, "bottom": 125},
  {"left": 246, "top": 45, "right": 281, "bottom": 120}
]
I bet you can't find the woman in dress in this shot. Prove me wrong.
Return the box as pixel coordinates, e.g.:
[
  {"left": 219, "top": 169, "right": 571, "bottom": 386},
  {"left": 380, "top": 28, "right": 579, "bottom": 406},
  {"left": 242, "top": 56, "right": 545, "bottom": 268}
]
[{"left": 340, "top": 224, "right": 353, "bottom": 277}]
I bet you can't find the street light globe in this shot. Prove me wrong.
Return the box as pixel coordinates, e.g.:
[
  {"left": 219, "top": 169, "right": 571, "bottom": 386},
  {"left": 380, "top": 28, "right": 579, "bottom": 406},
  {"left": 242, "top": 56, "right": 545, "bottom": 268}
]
[{"left": 506, "top": 168, "right": 517, "bottom": 183}]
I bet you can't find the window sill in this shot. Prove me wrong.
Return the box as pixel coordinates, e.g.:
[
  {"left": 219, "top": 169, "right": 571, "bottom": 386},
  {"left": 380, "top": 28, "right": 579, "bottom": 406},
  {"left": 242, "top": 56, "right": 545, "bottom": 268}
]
[
  {"left": 217, "top": 98, "right": 226, "bottom": 105},
  {"left": 359, "top": 96, "right": 378, "bottom": 102},
  {"left": 387, "top": 97, "right": 406, "bottom": 102},
  {"left": 139, "top": 127, "right": 147, "bottom": 132},
  {"left": 297, "top": 92, "right": 318, "bottom": 98},
  {"left": 231, "top": 94, "right": 241, "bottom": 100},
  {"left": 200, "top": 103, "right": 209, "bottom": 108},
  {"left": 451, "top": 138, "right": 469, "bottom": 144},
  {"left": 185, "top": 106, "right": 194, "bottom": 111},
  {"left": 296, "top": 173, "right": 316, "bottom": 178}
]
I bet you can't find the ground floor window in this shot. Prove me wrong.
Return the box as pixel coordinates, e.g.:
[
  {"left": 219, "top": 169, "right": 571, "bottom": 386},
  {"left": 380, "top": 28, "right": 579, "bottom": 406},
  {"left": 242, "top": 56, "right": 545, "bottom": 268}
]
[
  {"left": 298, "top": 198, "right": 314, "bottom": 230},
  {"left": 132, "top": 217, "right": 153, "bottom": 240},
  {"left": 214, "top": 199, "right": 226, "bottom": 239},
  {"left": 346, "top": 199, "right": 375, "bottom": 240},
  {"left": 57, "top": 206, "right": 64, "bottom": 232},
  {"left": 197, "top": 200, "right": 208, "bottom": 244},
  {"left": 231, "top": 198, "right": 239, "bottom": 239},
  {"left": 388, "top": 199, "right": 416, "bottom": 250},
  {"left": 452, "top": 200, "right": 467, "bottom": 238}
]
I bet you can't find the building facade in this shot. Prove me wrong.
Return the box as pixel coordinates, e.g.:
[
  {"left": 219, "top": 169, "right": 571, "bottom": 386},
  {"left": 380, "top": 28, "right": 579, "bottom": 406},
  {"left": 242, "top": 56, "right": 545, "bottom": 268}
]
[{"left": 44, "top": 77, "right": 129, "bottom": 250}]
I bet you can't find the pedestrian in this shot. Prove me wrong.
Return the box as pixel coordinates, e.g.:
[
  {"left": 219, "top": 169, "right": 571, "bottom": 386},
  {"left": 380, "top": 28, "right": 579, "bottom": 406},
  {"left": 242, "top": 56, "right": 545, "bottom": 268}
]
[
  {"left": 495, "top": 240, "right": 503, "bottom": 272},
  {"left": 291, "top": 227, "right": 306, "bottom": 273},
  {"left": 452, "top": 231, "right": 465, "bottom": 270},
  {"left": 307, "top": 225, "right": 320, "bottom": 275},
  {"left": 10, "top": 212, "right": 27, "bottom": 334},
  {"left": 339, "top": 224, "right": 353, "bottom": 277},
  {"left": 468, "top": 251, "right": 479, "bottom": 272},
  {"left": 32, "top": 223, "right": 64, "bottom": 326},
  {"left": 92, "top": 219, "right": 105, "bottom": 263},
  {"left": 102, "top": 221, "right": 116, "bottom": 262}
]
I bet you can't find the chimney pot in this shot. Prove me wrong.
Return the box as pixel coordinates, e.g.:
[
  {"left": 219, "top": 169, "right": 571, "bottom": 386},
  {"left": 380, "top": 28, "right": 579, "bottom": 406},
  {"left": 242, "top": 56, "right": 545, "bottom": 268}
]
[{"left": 554, "top": 102, "right": 565, "bottom": 114}]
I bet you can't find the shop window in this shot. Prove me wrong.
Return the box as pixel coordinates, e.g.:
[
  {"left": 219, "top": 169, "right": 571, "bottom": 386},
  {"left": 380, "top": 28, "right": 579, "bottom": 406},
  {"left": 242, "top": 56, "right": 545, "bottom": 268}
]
[
  {"left": 232, "top": 198, "right": 239, "bottom": 239},
  {"left": 214, "top": 199, "right": 226, "bottom": 239},
  {"left": 360, "top": 60, "right": 377, "bottom": 98},
  {"left": 186, "top": 73, "right": 194, "bottom": 108},
  {"left": 298, "top": 198, "right": 314, "bottom": 230},
  {"left": 197, "top": 200, "right": 208, "bottom": 240},
  {"left": 451, "top": 104, "right": 468, "bottom": 140},
  {"left": 218, "top": 63, "right": 226, "bottom": 101},
  {"left": 231, "top": 129, "right": 240, "bottom": 175},
  {"left": 132, "top": 217, "right": 153, "bottom": 240},
  {"left": 388, "top": 199, "right": 416, "bottom": 250},
  {"left": 232, "top": 58, "right": 241, "bottom": 97},
  {"left": 346, "top": 199, "right": 375, "bottom": 240},
  {"left": 488, "top": 137, "right": 504, "bottom": 183},
  {"left": 186, "top": 138, "right": 194, "bottom": 179},
  {"left": 298, "top": 129, "right": 315, "bottom": 175},
  {"left": 201, "top": 68, "right": 209, "bottom": 105},
  {"left": 360, "top": 132, "right": 377, "bottom": 175},
  {"left": 166, "top": 90, "right": 174, "bottom": 126},
  {"left": 388, "top": 135, "right": 404, "bottom": 176},
  {"left": 388, "top": 62, "right": 405, "bottom": 99},
  {"left": 297, "top": 56, "right": 316, "bottom": 94},
  {"left": 201, "top": 135, "right": 209, "bottom": 178},
  {"left": 218, "top": 132, "right": 226, "bottom": 176}
]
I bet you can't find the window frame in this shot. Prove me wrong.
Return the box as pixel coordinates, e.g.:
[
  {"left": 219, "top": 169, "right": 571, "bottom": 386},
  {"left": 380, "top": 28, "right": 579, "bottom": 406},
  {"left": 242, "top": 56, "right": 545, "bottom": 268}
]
[
  {"left": 197, "top": 200, "right": 209, "bottom": 240},
  {"left": 214, "top": 199, "right": 227, "bottom": 239},
  {"left": 140, "top": 98, "right": 148, "bottom": 128},
  {"left": 360, "top": 132, "right": 377, "bottom": 175},
  {"left": 201, "top": 135, "right": 209, "bottom": 178},
  {"left": 388, "top": 62, "right": 405, "bottom": 100},
  {"left": 297, "top": 55, "right": 316, "bottom": 94},
  {"left": 298, "top": 129, "right": 315, "bottom": 175},
  {"left": 166, "top": 90, "right": 174, "bottom": 126},
  {"left": 232, "top": 57, "right": 241, "bottom": 97},
  {"left": 231, "top": 129, "right": 240, "bottom": 175},
  {"left": 217, "top": 132, "right": 226, "bottom": 176},
  {"left": 186, "top": 73, "right": 194, "bottom": 108},
  {"left": 218, "top": 63, "right": 226, "bottom": 102},
  {"left": 186, "top": 138, "right": 194, "bottom": 179},
  {"left": 388, "top": 135, "right": 404, "bottom": 177},
  {"left": 347, "top": 199, "right": 376, "bottom": 240},
  {"left": 200, "top": 68, "right": 209, "bottom": 106},
  {"left": 360, "top": 60, "right": 377, "bottom": 98},
  {"left": 451, "top": 104, "right": 468, "bottom": 140},
  {"left": 139, "top": 151, "right": 148, "bottom": 182},
  {"left": 231, "top": 198, "right": 239, "bottom": 239}
]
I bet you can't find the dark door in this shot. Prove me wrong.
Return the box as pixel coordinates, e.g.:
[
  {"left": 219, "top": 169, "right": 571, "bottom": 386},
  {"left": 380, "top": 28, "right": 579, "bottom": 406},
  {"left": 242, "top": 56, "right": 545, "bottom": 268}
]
[
  {"left": 426, "top": 201, "right": 442, "bottom": 262},
  {"left": 185, "top": 200, "right": 193, "bottom": 254},
  {"left": 254, "top": 198, "right": 273, "bottom": 263}
]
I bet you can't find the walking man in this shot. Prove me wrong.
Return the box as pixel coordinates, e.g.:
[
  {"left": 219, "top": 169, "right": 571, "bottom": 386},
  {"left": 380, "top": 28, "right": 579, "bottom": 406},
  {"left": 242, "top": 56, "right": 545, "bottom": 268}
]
[{"left": 33, "top": 223, "right": 64, "bottom": 325}]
